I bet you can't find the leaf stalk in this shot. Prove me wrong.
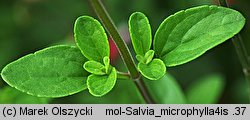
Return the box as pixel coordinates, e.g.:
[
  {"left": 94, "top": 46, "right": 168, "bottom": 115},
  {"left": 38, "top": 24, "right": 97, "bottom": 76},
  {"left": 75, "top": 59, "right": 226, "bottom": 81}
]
[{"left": 117, "top": 72, "right": 131, "bottom": 80}]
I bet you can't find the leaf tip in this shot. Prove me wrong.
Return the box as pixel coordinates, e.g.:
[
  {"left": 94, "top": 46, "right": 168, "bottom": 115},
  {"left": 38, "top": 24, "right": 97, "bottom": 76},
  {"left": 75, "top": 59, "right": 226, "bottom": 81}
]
[{"left": 74, "top": 16, "right": 110, "bottom": 62}]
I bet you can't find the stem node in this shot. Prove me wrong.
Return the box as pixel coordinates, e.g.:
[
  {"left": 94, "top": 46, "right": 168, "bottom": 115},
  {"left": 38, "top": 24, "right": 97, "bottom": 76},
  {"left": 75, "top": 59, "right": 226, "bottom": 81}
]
[{"left": 90, "top": 0, "right": 155, "bottom": 104}]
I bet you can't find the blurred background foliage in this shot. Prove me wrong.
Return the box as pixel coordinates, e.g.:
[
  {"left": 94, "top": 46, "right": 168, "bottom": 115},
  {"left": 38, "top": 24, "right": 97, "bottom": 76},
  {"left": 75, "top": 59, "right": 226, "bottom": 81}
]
[{"left": 0, "top": 0, "right": 249, "bottom": 104}]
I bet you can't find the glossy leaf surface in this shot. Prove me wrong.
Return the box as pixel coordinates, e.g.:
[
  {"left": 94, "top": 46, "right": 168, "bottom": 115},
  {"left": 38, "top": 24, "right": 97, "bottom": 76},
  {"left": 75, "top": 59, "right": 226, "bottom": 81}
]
[
  {"left": 74, "top": 16, "right": 109, "bottom": 62},
  {"left": 154, "top": 5, "right": 245, "bottom": 66},
  {"left": 129, "top": 12, "right": 152, "bottom": 56},
  {"left": 1, "top": 45, "right": 89, "bottom": 97},
  {"left": 87, "top": 67, "right": 117, "bottom": 97},
  {"left": 84, "top": 61, "right": 106, "bottom": 75},
  {"left": 138, "top": 59, "right": 166, "bottom": 80}
]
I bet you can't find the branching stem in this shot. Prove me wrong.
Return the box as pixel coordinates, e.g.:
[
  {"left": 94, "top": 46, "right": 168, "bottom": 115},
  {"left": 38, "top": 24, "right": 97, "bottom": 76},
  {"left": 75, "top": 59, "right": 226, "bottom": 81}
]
[{"left": 90, "top": 0, "right": 155, "bottom": 103}]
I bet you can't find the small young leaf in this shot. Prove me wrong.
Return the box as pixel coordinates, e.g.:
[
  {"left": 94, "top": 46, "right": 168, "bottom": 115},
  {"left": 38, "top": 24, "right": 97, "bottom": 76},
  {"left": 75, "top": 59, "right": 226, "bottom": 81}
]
[
  {"left": 103, "top": 56, "right": 110, "bottom": 67},
  {"left": 144, "top": 74, "right": 186, "bottom": 103},
  {"left": 103, "top": 56, "right": 110, "bottom": 73},
  {"left": 74, "top": 16, "right": 110, "bottom": 62},
  {"left": 136, "top": 50, "right": 155, "bottom": 64},
  {"left": 87, "top": 67, "right": 117, "bottom": 97},
  {"left": 153, "top": 5, "right": 245, "bottom": 66},
  {"left": 136, "top": 55, "right": 144, "bottom": 63},
  {"left": 1, "top": 45, "right": 89, "bottom": 97},
  {"left": 186, "top": 74, "right": 225, "bottom": 104},
  {"left": 138, "top": 59, "right": 166, "bottom": 80},
  {"left": 129, "top": 12, "right": 152, "bottom": 56},
  {"left": 83, "top": 61, "right": 106, "bottom": 75},
  {"left": 144, "top": 50, "right": 155, "bottom": 64}
]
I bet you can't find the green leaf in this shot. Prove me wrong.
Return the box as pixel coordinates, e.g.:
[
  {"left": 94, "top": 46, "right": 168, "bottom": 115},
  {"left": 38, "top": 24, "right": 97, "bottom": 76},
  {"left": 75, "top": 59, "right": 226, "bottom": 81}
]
[
  {"left": 186, "top": 74, "right": 225, "bottom": 104},
  {"left": 87, "top": 67, "right": 117, "bottom": 97},
  {"left": 74, "top": 16, "right": 110, "bottom": 62},
  {"left": 103, "top": 56, "right": 110, "bottom": 73},
  {"left": 136, "top": 55, "right": 144, "bottom": 63},
  {"left": 136, "top": 50, "right": 155, "bottom": 64},
  {"left": 129, "top": 12, "right": 152, "bottom": 56},
  {"left": 144, "top": 74, "right": 186, "bottom": 103},
  {"left": 138, "top": 59, "right": 166, "bottom": 80},
  {"left": 153, "top": 5, "right": 245, "bottom": 66},
  {"left": 1, "top": 45, "right": 89, "bottom": 97},
  {"left": 83, "top": 61, "right": 106, "bottom": 75},
  {"left": 103, "top": 56, "right": 110, "bottom": 67},
  {"left": 144, "top": 50, "right": 155, "bottom": 64},
  {"left": 0, "top": 87, "right": 49, "bottom": 104}
]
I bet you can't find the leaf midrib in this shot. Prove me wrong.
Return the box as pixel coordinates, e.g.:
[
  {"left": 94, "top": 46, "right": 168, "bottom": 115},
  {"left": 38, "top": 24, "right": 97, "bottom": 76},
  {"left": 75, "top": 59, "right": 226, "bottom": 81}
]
[
  {"left": 159, "top": 8, "right": 215, "bottom": 57},
  {"left": 162, "top": 18, "right": 242, "bottom": 59}
]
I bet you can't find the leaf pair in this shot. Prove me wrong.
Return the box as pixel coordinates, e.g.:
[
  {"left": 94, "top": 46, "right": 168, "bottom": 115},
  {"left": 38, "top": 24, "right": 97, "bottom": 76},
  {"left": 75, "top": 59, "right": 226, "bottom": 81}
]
[
  {"left": 0, "top": 5, "right": 245, "bottom": 99},
  {"left": 129, "top": 5, "right": 245, "bottom": 80},
  {"left": 129, "top": 12, "right": 166, "bottom": 80},
  {"left": 84, "top": 57, "right": 111, "bottom": 75},
  {"left": 74, "top": 16, "right": 117, "bottom": 97},
  {"left": 0, "top": 16, "right": 117, "bottom": 98}
]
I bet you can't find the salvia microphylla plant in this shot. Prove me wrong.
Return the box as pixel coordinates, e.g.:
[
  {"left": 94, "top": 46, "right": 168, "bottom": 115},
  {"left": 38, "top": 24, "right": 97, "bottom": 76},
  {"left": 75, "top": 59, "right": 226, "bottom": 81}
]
[{"left": 0, "top": 5, "right": 245, "bottom": 99}]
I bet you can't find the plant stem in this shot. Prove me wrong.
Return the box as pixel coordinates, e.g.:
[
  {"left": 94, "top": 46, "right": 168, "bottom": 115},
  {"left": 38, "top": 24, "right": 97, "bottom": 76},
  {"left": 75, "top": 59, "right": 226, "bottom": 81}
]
[
  {"left": 90, "top": 0, "right": 155, "bottom": 103},
  {"left": 117, "top": 72, "right": 131, "bottom": 80},
  {"left": 219, "top": 0, "right": 250, "bottom": 102},
  {"left": 219, "top": 0, "right": 227, "bottom": 6},
  {"left": 133, "top": 76, "right": 155, "bottom": 104},
  {"left": 233, "top": 35, "right": 250, "bottom": 102},
  {"left": 90, "top": 0, "right": 138, "bottom": 79}
]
